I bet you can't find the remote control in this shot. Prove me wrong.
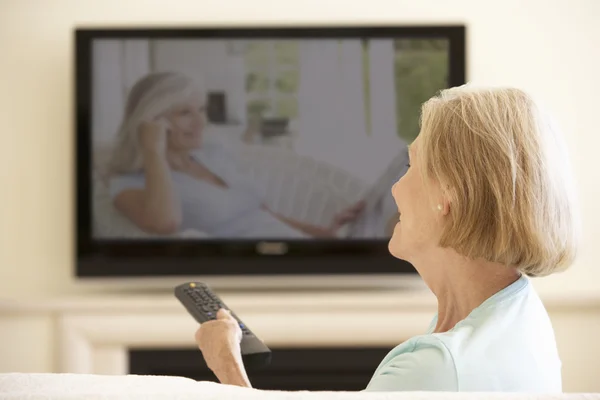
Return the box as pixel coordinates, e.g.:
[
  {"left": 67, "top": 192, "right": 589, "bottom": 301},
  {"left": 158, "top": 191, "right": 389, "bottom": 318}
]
[{"left": 175, "top": 282, "right": 272, "bottom": 368}]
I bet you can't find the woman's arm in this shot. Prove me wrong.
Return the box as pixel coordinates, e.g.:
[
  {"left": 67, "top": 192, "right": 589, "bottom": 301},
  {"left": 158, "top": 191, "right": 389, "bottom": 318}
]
[
  {"left": 195, "top": 309, "right": 252, "bottom": 388},
  {"left": 265, "top": 209, "right": 336, "bottom": 238},
  {"left": 210, "top": 352, "right": 252, "bottom": 388},
  {"left": 113, "top": 122, "right": 182, "bottom": 234},
  {"left": 262, "top": 201, "right": 365, "bottom": 238}
]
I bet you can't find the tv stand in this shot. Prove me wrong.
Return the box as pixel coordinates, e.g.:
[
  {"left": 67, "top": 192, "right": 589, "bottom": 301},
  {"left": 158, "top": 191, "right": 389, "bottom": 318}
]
[
  {"left": 1, "top": 286, "right": 597, "bottom": 392},
  {"left": 0, "top": 288, "right": 437, "bottom": 374}
]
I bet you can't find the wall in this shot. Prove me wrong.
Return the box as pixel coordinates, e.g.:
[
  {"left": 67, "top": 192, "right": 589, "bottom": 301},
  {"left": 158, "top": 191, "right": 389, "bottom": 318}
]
[
  {"left": 0, "top": 0, "right": 598, "bottom": 298},
  {"left": 0, "top": 0, "right": 599, "bottom": 392}
]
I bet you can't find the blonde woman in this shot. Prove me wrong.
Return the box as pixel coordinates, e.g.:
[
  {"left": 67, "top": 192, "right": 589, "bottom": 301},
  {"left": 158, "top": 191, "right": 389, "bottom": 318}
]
[
  {"left": 107, "top": 72, "right": 364, "bottom": 238},
  {"left": 195, "top": 86, "right": 580, "bottom": 392}
]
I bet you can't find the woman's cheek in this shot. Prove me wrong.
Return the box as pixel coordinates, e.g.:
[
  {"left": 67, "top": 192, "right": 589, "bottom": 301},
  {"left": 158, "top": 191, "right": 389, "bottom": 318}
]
[{"left": 178, "top": 115, "right": 194, "bottom": 130}]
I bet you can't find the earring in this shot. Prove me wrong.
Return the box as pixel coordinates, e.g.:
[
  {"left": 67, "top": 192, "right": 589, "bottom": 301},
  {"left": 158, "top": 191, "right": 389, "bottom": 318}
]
[{"left": 437, "top": 204, "right": 442, "bottom": 211}]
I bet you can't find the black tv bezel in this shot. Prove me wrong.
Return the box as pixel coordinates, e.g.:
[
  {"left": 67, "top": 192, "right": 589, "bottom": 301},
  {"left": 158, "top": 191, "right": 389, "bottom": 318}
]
[{"left": 75, "top": 25, "right": 466, "bottom": 278}]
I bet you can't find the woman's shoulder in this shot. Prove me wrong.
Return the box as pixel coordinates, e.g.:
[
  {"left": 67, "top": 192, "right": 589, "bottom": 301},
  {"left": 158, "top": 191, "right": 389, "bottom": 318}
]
[
  {"left": 109, "top": 172, "right": 145, "bottom": 184},
  {"left": 365, "top": 335, "right": 457, "bottom": 391},
  {"left": 107, "top": 173, "right": 146, "bottom": 198}
]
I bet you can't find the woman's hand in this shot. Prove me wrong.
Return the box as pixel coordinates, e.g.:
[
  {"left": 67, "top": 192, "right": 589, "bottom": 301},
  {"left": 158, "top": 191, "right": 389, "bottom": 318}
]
[
  {"left": 138, "top": 119, "right": 189, "bottom": 171},
  {"left": 195, "top": 309, "right": 251, "bottom": 387},
  {"left": 138, "top": 119, "right": 169, "bottom": 155},
  {"left": 112, "top": 118, "right": 181, "bottom": 235},
  {"left": 330, "top": 200, "right": 366, "bottom": 233}
]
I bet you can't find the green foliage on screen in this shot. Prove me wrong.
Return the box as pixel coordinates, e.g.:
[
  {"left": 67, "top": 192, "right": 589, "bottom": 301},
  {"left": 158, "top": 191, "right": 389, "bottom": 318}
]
[
  {"left": 242, "top": 38, "right": 450, "bottom": 136},
  {"left": 394, "top": 39, "right": 449, "bottom": 143}
]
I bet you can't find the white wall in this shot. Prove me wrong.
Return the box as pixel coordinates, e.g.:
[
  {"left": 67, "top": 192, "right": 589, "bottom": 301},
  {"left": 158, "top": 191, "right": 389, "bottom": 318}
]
[
  {"left": 0, "top": 0, "right": 599, "bottom": 391},
  {"left": 92, "top": 39, "right": 150, "bottom": 144},
  {"left": 151, "top": 39, "right": 248, "bottom": 124},
  {"left": 1, "top": 0, "right": 597, "bottom": 298},
  {"left": 295, "top": 39, "right": 405, "bottom": 184}
]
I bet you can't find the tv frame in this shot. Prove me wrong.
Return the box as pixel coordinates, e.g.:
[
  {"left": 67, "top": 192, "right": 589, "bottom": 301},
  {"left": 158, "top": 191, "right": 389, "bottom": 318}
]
[{"left": 75, "top": 25, "right": 466, "bottom": 278}]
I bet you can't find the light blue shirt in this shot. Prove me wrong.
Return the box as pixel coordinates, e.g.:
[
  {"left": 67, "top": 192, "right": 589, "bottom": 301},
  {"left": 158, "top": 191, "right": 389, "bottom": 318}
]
[
  {"left": 109, "top": 139, "right": 307, "bottom": 238},
  {"left": 365, "top": 275, "right": 562, "bottom": 392}
]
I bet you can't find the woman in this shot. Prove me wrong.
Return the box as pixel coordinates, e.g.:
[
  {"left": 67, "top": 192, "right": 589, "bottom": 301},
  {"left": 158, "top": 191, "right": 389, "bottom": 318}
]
[
  {"left": 195, "top": 86, "right": 580, "bottom": 392},
  {"left": 107, "top": 72, "right": 363, "bottom": 238}
]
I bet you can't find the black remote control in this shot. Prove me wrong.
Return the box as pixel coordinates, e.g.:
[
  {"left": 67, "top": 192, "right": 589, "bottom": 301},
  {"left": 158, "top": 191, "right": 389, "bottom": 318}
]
[{"left": 175, "top": 282, "right": 272, "bottom": 368}]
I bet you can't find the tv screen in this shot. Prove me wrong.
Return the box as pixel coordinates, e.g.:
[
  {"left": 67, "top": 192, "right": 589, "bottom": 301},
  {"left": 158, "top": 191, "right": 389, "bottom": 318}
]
[{"left": 76, "top": 26, "right": 466, "bottom": 278}]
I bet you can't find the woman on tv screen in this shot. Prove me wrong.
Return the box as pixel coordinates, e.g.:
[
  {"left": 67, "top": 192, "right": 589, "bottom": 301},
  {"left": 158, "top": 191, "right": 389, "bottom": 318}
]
[{"left": 106, "top": 72, "right": 365, "bottom": 239}]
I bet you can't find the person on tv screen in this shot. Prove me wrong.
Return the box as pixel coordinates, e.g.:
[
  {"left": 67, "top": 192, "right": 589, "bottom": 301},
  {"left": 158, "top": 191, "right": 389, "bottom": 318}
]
[
  {"left": 106, "top": 72, "right": 365, "bottom": 238},
  {"left": 193, "top": 86, "right": 580, "bottom": 392}
]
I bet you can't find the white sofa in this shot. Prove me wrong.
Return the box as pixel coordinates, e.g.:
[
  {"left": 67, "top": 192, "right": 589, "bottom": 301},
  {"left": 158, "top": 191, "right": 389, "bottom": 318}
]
[
  {"left": 0, "top": 373, "right": 597, "bottom": 400},
  {"left": 92, "top": 141, "right": 370, "bottom": 239}
]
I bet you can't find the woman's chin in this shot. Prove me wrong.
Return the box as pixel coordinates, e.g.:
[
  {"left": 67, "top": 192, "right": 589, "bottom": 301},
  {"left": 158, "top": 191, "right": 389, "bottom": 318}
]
[
  {"left": 182, "top": 131, "right": 203, "bottom": 147},
  {"left": 185, "top": 139, "right": 203, "bottom": 149},
  {"left": 387, "top": 229, "right": 404, "bottom": 259}
]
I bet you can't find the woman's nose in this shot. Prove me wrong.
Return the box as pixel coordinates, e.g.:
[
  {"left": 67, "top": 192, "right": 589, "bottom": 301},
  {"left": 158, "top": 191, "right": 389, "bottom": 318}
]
[{"left": 193, "top": 112, "right": 204, "bottom": 127}]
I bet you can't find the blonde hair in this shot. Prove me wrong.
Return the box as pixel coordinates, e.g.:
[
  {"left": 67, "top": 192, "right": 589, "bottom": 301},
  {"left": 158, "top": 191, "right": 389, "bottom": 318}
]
[
  {"left": 418, "top": 86, "right": 580, "bottom": 277},
  {"left": 108, "top": 71, "right": 200, "bottom": 175}
]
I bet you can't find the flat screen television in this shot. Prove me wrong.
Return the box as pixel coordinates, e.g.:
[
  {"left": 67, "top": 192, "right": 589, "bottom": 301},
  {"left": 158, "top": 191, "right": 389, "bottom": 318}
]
[{"left": 75, "top": 25, "right": 466, "bottom": 280}]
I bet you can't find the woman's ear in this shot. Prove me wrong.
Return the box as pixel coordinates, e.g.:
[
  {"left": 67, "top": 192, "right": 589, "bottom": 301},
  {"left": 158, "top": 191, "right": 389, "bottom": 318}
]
[
  {"left": 438, "top": 185, "right": 452, "bottom": 216},
  {"left": 157, "top": 116, "right": 173, "bottom": 135},
  {"left": 443, "top": 185, "right": 456, "bottom": 216},
  {"left": 441, "top": 199, "right": 451, "bottom": 216}
]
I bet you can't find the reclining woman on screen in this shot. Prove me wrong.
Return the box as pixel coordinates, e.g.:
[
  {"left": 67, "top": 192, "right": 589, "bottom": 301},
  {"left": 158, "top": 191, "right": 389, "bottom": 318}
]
[
  {"left": 106, "top": 72, "right": 364, "bottom": 238},
  {"left": 194, "top": 86, "right": 581, "bottom": 392}
]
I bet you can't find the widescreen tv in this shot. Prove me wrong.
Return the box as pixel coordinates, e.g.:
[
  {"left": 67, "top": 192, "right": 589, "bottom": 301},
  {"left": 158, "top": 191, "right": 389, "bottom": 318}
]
[{"left": 75, "top": 25, "right": 466, "bottom": 280}]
